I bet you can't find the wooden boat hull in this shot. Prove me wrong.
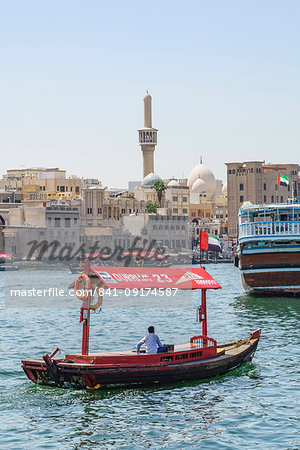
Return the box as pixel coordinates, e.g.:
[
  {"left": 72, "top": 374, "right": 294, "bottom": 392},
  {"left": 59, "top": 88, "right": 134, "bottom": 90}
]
[
  {"left": 239, "top": 246, "right": 300, "bottom": 296},
  {"left": 22, "top": 331, "right": 260, "bottom": 390},
  {"left": 0, "top": 265, "right": 19, "bottom": 271}
]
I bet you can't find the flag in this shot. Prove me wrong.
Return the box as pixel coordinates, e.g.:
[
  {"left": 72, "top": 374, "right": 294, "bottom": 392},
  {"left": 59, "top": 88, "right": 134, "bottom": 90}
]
[
  {"left": 199, "top": 231, "right": 209, "bottom": 250},
  {"left": 278, "top": 173, "right": 289, "bottom": 186}
]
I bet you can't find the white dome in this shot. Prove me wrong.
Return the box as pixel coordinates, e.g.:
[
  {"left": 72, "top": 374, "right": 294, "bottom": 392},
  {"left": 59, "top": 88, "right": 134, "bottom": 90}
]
[
  {"left": 241, "top": 201, "right": 253, "bottom": 208},
  {"left": 188, "top": 163, "right": 216, "bottom": 194},
  {"left": 222, "top": 182, "right": 227, "bottom": 195},
  {"left": 167, "top": 179, "right": 180, "bottom": 187},
  {"left": 192, "top": 178, "right": 206, "bottom": 193}
]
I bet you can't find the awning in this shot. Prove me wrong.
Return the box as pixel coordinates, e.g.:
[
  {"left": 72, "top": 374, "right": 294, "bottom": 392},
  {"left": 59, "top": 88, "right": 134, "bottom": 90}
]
[
  {"left": 90, "top": 266, "right": 221, "bottom": 290},
  {"left": 0, "top": 254, "right": 13, "bottom": 260}
]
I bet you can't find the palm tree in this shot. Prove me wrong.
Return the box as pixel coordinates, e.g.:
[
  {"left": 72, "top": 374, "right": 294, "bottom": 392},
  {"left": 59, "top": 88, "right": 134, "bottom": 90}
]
[{"left": 153, "top": 180, "right": 166, "bottom": 207}]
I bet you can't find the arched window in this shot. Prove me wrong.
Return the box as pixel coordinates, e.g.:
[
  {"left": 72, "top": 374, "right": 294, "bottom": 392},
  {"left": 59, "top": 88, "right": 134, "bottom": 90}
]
[
  {"left": 240, "top": 195, "right": 244, "bottom": 203},
  {"left": 264, "top": 183, "right": 266, "bottom": 190},
  {"left": 271, "top": 195, "right": 274, "bottom": 202}
]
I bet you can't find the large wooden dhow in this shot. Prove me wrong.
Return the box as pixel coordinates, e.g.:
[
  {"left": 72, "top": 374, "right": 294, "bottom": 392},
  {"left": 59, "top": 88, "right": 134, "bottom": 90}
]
[
  {"left": 237, "top": 198, "right": 300, "bottom": 296},
  {"left": 22, "top": 265, "right": 260, "bottom": 390}
]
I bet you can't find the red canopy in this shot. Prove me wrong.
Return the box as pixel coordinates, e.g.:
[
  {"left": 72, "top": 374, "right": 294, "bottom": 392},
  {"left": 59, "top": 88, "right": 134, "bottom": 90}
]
[
  {"left": 0, "top": 254, "right": 12, "bottom": 260},
  {"left": 91, "top": 266, "right": 221, "bottom": 290}
]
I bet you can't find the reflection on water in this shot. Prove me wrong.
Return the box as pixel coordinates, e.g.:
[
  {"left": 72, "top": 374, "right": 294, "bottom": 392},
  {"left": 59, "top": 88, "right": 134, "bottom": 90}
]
[{"left": 0, "top": 265, "right": 299, "bottom": 449}]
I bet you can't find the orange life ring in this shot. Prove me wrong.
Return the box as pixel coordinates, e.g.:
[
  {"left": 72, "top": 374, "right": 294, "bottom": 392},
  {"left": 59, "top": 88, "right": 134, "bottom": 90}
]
[{"left": 75, "top": 274, "right": 92, "bottom": 301}]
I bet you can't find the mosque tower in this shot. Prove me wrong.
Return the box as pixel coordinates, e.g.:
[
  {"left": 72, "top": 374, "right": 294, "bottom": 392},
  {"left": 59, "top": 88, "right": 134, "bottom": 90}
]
[{"left": 138, "top": 91, "right": 158, "bottom": 178}]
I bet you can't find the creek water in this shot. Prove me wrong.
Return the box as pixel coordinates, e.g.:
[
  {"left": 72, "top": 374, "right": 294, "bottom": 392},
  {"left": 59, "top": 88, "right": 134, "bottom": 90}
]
[{"left": 0, "top": 264, "right": 299, "bottom": 449}]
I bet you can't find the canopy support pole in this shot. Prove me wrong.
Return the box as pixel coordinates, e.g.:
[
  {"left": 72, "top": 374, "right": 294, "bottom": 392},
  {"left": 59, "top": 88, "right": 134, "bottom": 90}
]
[
  {"left": 81, "top": 259, "right": 91, "bottom": 356},
  {"left": 201, "top": 288, "right": 207, "bottom": 337}
]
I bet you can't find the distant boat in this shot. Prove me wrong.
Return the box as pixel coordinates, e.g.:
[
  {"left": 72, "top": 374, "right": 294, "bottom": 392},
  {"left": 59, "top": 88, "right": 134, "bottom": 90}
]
[
  {"left": 0, "top": 253, "right": 19, "bottom": 271},
  {"left": 237, "top": 197, "right": 300, "bottom": 296}
]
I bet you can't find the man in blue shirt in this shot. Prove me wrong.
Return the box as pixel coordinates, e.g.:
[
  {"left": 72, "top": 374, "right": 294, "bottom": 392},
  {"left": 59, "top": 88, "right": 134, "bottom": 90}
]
[{"left": 137, "top": 326, "right": 168, "bottom": 354}]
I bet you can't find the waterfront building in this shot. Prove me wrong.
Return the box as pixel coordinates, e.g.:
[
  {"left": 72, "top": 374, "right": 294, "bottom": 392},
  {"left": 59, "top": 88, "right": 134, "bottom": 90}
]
[
  {"left": 226, "top": 161, "right": 300, "bottom": 239},
  {"left": 0, "top": 168, "right": 82, "bottom": 206}
]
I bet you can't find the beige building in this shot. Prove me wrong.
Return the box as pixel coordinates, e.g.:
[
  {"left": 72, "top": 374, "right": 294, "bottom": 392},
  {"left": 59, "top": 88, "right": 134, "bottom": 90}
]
[
  {"left": 226, "top": 161, "right": 300, "bottom": 239},
  {"left": 165, "top": 179, "right": 189, "bottom": 216},
  {"left": 0, "top": 168, "right": 81, "bottom": 206}
]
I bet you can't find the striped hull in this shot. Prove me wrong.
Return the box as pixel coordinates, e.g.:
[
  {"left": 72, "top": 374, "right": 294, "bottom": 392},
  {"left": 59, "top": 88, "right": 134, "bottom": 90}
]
[{"left": 240, "top": 248, "right": 300, "bottom": 296}]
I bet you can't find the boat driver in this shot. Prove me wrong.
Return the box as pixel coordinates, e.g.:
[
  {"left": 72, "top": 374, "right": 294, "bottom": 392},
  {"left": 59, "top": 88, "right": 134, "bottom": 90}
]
[{"left": 137, "top": 326, "right": 168, "bottom": 354}]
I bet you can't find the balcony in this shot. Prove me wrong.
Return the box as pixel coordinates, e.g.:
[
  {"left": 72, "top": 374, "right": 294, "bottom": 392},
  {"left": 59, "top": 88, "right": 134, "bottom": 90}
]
[{"left": 239, "top": 221, "right": 300, "bottom": 241}]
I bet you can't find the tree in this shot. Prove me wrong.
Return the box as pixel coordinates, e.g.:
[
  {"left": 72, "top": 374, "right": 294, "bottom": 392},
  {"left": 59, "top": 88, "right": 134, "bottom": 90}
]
[
  {"left": 145, "top": 202, "right": 160, "bottom": 213},
  {"left": 153, "top": 180, "right": 166, "bottom": 207},
  {"left": 141, "top": 225, "right": 148, "bottom": 235}
]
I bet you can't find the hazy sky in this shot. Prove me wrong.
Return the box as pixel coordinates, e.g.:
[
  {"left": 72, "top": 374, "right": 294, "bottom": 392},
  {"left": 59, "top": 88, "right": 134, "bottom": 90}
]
[{"left": 0, "top": 1, "right": 299, "bottom": 187}]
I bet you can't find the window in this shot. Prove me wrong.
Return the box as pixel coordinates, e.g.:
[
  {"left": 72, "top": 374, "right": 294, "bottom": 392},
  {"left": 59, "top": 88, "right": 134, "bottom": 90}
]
[
  {"left": 271, "top": 195, "right": 274, "bottom": 202},
  {"left": 264, "top": 183, "right": 266, "bottom": 190},
  {"left": 57, "top": 186, "right": 59, "bottom": 191},
  {"left": 176, "top": 225, "right": 180, "bottom": 230},
  {"left": 240, "top": 195, "right": 244, "bottom": 203},
  {"left": 183, "top": 208, "right": 187, "bottom": 213},
  {"left": 173, "top": 196, "right": 178, "bottom": 201},
  {"left": 264, "top": 195, "right": 267, "bottom": 202},
  {"left": 74, "top": 218, "right": 78, "bottom": 224},
  {"left": 240, "top": 183, "right": 244, "bottom": 191},
  {"left": 98, "top": 208, "right": 102, "bottom": 214},
  {"left": 170, "top": 225, "right": 175, "bottom": 230},
  {"left": 159, "top": 225, "right": 163, "bottom": 230},
  {"left": 173, "top": 209, "right": 178, "bottom": 213},
  {"left": 60, "top": 186, "right": 65, "bottom": 192},
  {"left": 280, "top": 196, "right": 283, "bottom": 202},
  {"left": 228, "top": 169, "right": 231, "bottom": 174},
  {"left": 153, "top": 225, "right": 157, "bottom": 230},
  {"left": 47, "top": 217, "right": 51, "bottom": 224},
  {"left": 165, "top": 225, "right": 169, "bottom": 230},
  {"left": 65, "top": 218, "right": 71, "bottom": 228},
  {"left": 181, "top": 225, "right": 185, "bottom": 230},
  {"left": 232, "top": 169, "right": 235, "bottom": 174},
  {"left": 251, "top": 168, "right": 253, "bottom": 173},
  {"left": 55, "top": 218, "right": 61, "bottom": 228},
  {"left": 75, "top": 187, "right": 80, "bottom": 193},
  {"left": 183, "top": 197, "right": 187, "bottom": 202}
]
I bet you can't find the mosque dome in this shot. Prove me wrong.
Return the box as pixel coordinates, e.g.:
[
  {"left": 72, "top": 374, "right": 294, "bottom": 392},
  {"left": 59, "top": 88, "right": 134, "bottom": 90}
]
[
  {"left": 188, "top": 163, "right": 216, "bottom": 194},
  {"left": 241, "top": 201, "right": 253, "bottom": 208},
  {"left": 167, "top": 179, "right": 180, "bottom": 187},
  {"left": 222, "top": 182, "right": 227, "bottom": 195},
  {"left": 191, "top": 178, "right": 206, "bottom": 193},
  {"left": 142, "top": 172, "right": 162, "bottom": 186}
]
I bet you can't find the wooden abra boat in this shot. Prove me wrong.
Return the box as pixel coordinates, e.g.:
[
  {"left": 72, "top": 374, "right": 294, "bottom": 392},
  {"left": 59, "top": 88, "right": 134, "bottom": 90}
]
[{"left": 22, "top": 265, "right": 260, "bottom": 390}]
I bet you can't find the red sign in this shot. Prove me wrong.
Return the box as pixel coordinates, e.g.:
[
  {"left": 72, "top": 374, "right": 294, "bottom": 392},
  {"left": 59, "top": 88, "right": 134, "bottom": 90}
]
[
  {"left": 91, "top": 266, "right": 221, "bottom": 290},
  {"left": 200, "top": 231, "right": 209, "bottom": 250}
]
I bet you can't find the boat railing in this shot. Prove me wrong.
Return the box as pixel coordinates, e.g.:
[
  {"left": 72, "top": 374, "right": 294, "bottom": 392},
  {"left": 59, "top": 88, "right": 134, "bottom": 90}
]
[
  {"left": 239, "top": 221, "right": 300, "bottom": 239},
  {"left": 190, "top": 335, "right": 217, "bottom": 348}
]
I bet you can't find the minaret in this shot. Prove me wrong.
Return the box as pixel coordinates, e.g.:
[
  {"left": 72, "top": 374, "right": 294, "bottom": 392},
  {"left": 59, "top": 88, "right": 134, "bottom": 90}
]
[{"left": 138, "top": 91, "right": 158, "bottom": 178}]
